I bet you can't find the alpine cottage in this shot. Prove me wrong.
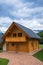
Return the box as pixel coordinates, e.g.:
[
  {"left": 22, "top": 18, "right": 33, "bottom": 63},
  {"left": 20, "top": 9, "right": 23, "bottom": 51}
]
[{"left": 3, "top": 22, "right": 40, "bottom": 52}]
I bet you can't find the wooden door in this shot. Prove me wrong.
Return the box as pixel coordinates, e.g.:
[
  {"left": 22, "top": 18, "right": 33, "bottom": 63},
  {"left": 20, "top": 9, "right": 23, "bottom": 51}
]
[{"left": 18, "top": 43, "right": 28, "bottom": 52}]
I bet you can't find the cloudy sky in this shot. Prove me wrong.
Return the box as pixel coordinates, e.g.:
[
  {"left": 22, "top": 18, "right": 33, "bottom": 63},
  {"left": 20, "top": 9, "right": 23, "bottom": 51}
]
[{"left": 0, "top": 0, "right": 43, "bottom": 33}]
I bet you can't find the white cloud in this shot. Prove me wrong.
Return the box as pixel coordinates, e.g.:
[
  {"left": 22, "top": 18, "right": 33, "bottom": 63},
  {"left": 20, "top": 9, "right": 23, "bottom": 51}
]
[
  {"left": 0, "top": 17, "right": 13, "bottom": 23},
  {"left": 0, "top": 0, "right": 43, "bottom": 19},
  {"left": 0, "top": 0, "right": 34, "bottom": 8},
  {"left": 0, "top": 17, "right": 13, "bottom": 32},
  {"left": 0, "top": 27, "right": 7, "bottom": 33},
  {"left": 0, "top": 0, "right": 35, "bottom": 18},
  {"left": 14, "top": 18, "right": 43, "bottom": 30},
  {"left": 0, "top": 17, "right": 43, "bottom": 33},
  {"left": 11, "top": 6, "right": 43, "bottom": 18},
  {"left": 0, "top": 0, "right": 43, "bottom": 33}
]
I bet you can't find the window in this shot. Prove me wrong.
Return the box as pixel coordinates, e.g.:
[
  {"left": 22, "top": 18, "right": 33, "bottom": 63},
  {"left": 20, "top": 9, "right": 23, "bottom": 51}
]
[
  {"left": 11, "top": 43, "right": 14, "bottom": 46},
  {"left": 13, "top": 33, "right": 16, "bottom": 37},
  {"left": 18, "top": 33, "right": 22, "bottom": 37}
]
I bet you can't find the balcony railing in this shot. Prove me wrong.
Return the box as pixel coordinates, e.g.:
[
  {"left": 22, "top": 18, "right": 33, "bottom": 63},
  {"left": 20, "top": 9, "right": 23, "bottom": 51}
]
[{"left": 5, "top": 37, "right": 26, "bottom": 42}]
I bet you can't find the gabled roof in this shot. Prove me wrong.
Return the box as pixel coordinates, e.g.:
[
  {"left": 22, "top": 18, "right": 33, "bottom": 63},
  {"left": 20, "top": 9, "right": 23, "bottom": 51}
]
[
  {"left": 3, "top": 22, "right": 40, "bottom": 39},
  {"left": 16, "top": 22, "right": 40, "bottom": 39}
]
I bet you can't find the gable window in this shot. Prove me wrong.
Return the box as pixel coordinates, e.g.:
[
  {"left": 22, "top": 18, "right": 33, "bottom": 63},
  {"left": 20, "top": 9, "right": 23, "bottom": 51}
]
[
  {"left": 18, "top": 33, "right": 22, "bottom": 37},
  {"left": 13, "top": 33, "right": 16, "bottom": 37}
]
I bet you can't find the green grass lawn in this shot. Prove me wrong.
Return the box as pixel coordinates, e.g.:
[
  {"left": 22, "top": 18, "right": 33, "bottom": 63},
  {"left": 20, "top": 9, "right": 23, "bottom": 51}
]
[
  {"left": 33, "top": 49, "right": 43, "bottom": 62},
  {"left": 39, "top": 44, "right": 43, "bottom": 48},
  {"left": 0, "top": 58, "right": 9, "bottom": 65},
  {"left": 0, "top": 50, "right": 3, "bottom": 53}
]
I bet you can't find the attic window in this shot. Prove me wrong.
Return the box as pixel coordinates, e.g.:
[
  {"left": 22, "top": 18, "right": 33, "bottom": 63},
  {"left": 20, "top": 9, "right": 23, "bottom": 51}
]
[
  {"left": 18, "top": 33, "right": 22, "bottom": 37},
  {"left": 13, "top": 33, "right": 16, "bottom": 37}
]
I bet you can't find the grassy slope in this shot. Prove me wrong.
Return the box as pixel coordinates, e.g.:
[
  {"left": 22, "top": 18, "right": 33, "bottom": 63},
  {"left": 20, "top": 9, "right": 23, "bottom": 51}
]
[
  {"left": 39, "top": 44, "right": 43, "bottom": 48},
  {"left": 0, "top": 58, "right": 9, "bottom": 65},
  {"left": 33, "top": 50, "right": 43, "bottom": 62}
]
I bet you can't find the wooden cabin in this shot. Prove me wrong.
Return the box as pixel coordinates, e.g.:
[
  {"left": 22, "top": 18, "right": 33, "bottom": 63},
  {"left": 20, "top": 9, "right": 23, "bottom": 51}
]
[{"left": 3, "top": 22, "right": 40, "bottom": 52}]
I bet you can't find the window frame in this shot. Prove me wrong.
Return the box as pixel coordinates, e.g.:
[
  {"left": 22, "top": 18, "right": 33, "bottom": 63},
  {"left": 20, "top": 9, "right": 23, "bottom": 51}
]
[
  {"left": 18, "top": 33, "right": 22, "bottom": 37},
  {"left": 13, "top": 33, "right": 16, "bottom": 37}
]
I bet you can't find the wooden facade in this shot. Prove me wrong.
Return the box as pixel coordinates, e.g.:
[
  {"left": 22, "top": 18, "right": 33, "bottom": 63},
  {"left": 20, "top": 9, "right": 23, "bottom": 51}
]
[{"left": 3, "top": 22, "right": 39, "bottom": 52}]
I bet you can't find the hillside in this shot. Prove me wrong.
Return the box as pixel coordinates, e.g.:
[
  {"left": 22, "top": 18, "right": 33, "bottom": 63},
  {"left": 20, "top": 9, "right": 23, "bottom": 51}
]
[
  {"left": 37, "top": 31, "right": 43, "bottom": 44},
  {"left": 0, "top": 32, "right": 3, "bottom": 43}
]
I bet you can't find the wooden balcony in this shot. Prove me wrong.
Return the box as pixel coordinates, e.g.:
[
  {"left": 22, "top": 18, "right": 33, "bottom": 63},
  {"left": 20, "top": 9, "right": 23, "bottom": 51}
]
[{"left": 5, "top": 37, "right": 27, "bottom": 42}]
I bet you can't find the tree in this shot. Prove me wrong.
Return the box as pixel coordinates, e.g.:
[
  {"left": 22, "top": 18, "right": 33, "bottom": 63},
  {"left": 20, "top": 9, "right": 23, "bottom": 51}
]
[{"left": 37, "top": 31, "right": 43, "bottom": 44}]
